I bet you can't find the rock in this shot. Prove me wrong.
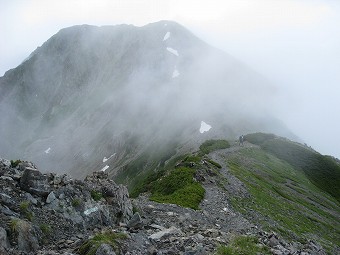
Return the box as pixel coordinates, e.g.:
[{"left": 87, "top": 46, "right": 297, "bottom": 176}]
[
  {"left": 127, "top": 212, "right": 143, "bottom": 229},
  {"left": 24, "top": 192, "right": 38, "bottom": 205},
  {"left": 149, "top": 226, "right": 182, "bottom": 241},
  {"left": 20, "top": 167, "right": 51, "bottom": 196},
  {"left": 15, "top": 219, "right": 40, "bottom": 252},
  {"left": 203, "top": 229, "right": 219, "bottom": 238},
  {"left": 95, "top": 243, "right": 116, "bottom": 255},
  {"left": 102, "top": 183, "right": 133, "bottom": 223},
  {"left": 0, "top": 227, "right": 10, "bottom": 249},
  {"left": 46, "top": 191, "right": 57, "bottom": 203},
  {"left": 269, "top": 234, "right": 280, "bottom": 247},
  {"left": 0, "top": 193, "right": 14, "bottom": 207},
  {"left": 0, "top": 158, "right": 11, "bottom": 167}
]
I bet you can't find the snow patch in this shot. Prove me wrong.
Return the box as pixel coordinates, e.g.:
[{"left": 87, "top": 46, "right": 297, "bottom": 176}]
[
  {"left": 100, "top": 165, "right": 109, "bottom": 172},
  {"left": 199, "top": 121, "right": 212, "bottom": 134},
  {"left": 103, "top": 153, "right": 115, "bottom": 163},
  {"left": 166, "top": 47, "right": 179, "bottom": 56},
  {"left": 172, "top": 67, "right": 180, "bottom": 78},
  {"left": 163, "top": 32, "right": 170, "bottom": 41},
  {"left": 45, "top": 147, "right": 51, "bottom": 154}
]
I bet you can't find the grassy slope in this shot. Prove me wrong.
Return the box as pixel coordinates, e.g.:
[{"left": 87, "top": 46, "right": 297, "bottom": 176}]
[
  {"left": 225, "top": 146, "right": 340, "bottom": 251},
  {"left": 245, "top": 133, "right": 340, "bottom": 202}
]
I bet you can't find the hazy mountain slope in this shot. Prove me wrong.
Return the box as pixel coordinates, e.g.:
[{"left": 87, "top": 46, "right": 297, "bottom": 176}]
[{"left": 0, "top": 21, "right": 294, "bottom": 179}]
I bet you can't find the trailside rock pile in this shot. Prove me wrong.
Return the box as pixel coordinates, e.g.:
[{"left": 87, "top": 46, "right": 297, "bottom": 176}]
[{"left": 0, "top": 158, "right": 132, "bottom": 254}]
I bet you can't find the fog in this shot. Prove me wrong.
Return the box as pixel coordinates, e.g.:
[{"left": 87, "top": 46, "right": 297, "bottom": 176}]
[{"left": 1, "top": 0, "right": 339, "bottom": 159}]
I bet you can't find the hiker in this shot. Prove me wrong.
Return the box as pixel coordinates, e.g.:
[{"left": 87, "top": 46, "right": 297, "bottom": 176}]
[{"left": 239, "top": 135, "right": 244, "bottom": 146}]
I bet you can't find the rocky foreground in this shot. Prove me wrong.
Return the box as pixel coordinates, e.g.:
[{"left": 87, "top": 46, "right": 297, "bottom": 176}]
[{"left": 0, "top": 157, "right": 327, "bottom": 255}]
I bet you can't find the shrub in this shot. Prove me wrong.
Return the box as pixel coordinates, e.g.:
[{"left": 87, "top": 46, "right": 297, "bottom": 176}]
[
  {"left": 19, "top": 201, "right": 30, "bottom": 212},
  {"left": 40, "top": 223, "right": 51, "bottom": 235},
  {"left": 72, "top": 198, "right": 81, "bottom": 207},
  {"left": 19, "top": 201, "right": 33, "bottom": 221},
  {"left": 10, "top": 159, "right": 21, "bottom": 168},
  {"left": 10, "top": 218, "right": 20, "bottom": 232},
  {"left": 79, "top": 232, "right": 127, "bottom": 255},
  {"left": 216, "top": 235, "right": 270, "bottom": 255},
  {"left": 150, "top": 167, "right": 205, "bottom": 210},
  {"left": 91, "top": 190, "right": 103, "bottom": 201},
  {"left": 200, "top": 140, "right": 230, "bottom": 155}
]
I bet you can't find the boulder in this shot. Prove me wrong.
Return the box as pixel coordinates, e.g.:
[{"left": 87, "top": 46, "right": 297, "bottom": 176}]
[
  {"left": 149, "top": 226, "right": 182, "bottom": 241},
  {"left": 46, "top": 191, "right": 57, "bottom": 203},
  {"left": 127, "top": 212, "right": 143, "bottom": 229},
  {"left": 15, "top": 220, "right": 40, "bottom": 252},
  {"left": 20, "top": 167, "right": 51, "bottom": 196},
  {"left": 0, "top": 227, "right": 10, "bottom": 250},
  {"left": 102, "top": 184, "right": 133, "bottom": 223},
  {"left": 96, "top": 243, "right": 116, "bottom": 255}
]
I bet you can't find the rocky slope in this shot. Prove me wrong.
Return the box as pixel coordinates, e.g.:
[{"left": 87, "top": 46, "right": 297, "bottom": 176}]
[
  {"left": 1, "top": 134, "right": 338, "bottom": 255},
  {"left": 0, "top": 21, "right": 296, "bottom": 182}
]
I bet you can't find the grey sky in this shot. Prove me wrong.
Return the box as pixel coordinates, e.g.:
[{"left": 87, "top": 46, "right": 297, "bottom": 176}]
[{"left": 1, "top": 0, "right": 339, "bottom": 158}]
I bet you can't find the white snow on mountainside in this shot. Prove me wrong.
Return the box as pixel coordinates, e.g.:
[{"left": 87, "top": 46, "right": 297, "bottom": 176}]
[
  {"left": 100, "top": 165, "right": 109, "bottom": 172},
  {"left": 166, "top": 47, "right": 179, "bottom": 56},
  {"left": 172, "top": 67, "right": 180, "bottom": 78},
  {"left": 103, "top": 154, "right": 115, "bottom": 163},
  {"left": 200, "top": 121, "right": 212, "bottom": 133},
  {"left": 163, "top": 32, "right": 170, "bottom": 41}
]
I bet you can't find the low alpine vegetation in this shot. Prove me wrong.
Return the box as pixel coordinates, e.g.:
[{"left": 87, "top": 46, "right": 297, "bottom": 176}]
[
  {"left": 199, "top": 139, "right": 230, "bottom": 155},
  {"left": 216, "top": 235, "right": 270, "bottom": 255},
  {"left": 79, "top": 231, "right": 127, "bottom": 255},
  {"left": 150, "top": 167, "right": 205, "bottom": 210}
]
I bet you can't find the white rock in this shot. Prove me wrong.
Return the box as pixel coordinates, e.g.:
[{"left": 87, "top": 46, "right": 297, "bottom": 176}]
[
  {"left": 149, "top": 226, "right": 182, "bottom": 241},
  {"left": 84, "top": 206, "right": 98, "bottom": 216}
]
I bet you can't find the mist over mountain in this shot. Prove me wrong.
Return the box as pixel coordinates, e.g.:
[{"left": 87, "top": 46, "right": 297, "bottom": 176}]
[{"left": 0, "top": 21, "right": 295, "bottom": 179}]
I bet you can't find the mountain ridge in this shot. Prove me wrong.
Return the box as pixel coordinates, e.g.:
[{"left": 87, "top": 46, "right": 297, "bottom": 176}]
[{"left": 0, "top": 133, "right": 339, "bottom": 254}]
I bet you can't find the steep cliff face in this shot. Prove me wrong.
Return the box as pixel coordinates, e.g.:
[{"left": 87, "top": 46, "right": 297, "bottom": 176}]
[{"left": 0, "top": 21, "right": 293, "bottom": 179}]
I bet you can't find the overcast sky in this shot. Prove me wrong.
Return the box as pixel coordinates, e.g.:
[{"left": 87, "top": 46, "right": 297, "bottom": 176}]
[{"left": 1, "top": 0, "right": 339, "bottom": 158}]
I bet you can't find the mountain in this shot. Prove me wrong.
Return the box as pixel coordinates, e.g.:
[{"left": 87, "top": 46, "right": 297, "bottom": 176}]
[{"left": 0, "top": 21, "right": 295, "bottom": 182}]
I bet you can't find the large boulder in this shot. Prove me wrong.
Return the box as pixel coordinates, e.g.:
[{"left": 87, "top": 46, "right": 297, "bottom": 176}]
[
  {"left": 13, "top": 219, "right": 40, "bottom": 252},
  {"left": 102, "top": 183, "right": 133, "bottom": 223},
  {"left": 0, "top": 227, "right": 10, "bottom": 250},
  {"left": 20, "top": 167, "right": 51, "bottom": 196}
]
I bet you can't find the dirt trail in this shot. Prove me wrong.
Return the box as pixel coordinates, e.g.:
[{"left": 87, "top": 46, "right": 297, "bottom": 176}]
[{"left": 198, "top": 142, "right": 260, "bottom": 234}]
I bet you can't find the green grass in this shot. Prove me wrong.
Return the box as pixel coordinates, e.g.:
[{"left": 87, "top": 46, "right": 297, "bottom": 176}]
[
  {"left": 72, "top": 198, "right": 81, "bottom": 207},
  {"left": 115, "top": 141, "right": 178, "bottom": 187},
  {"left": 129, "top": 154, "right": 187, "bottom": 198},
  {"left": 91, "top": 190, "right": 103, "bottom": 201},
  {"left": 216, "top": 235, "right": 270, "bottom": 255},
  {"left": 150, "top": 167, "right": 205, "bottom": 210},
  {"left": 79, "top": 232, "right": 127, "bottom": 255},
  {"left": 10, "top": 159, "right": 21, "bottom": 168},
  {"left": 199, "top": 139, "right": 230, "bottom": 155},
  {"left": 246, "top": 133, "right": 340, "bottom": 202},
  {"left": 19, "top": 201, "right": 33, "bottom": 221},
  {"left": 40, "top": 223, "right": 52, "bottom": 235},
  {"left": 207, "top": 159, "right": 222, "bottom": 168},
  {"left": 226, "top": 148, "right": 340, "bottom": 251}
]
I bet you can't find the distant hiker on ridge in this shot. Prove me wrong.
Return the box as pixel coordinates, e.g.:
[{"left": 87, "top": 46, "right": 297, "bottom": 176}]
[{"left": 239, "top": 135, "right": 244, "bottom": 146}]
